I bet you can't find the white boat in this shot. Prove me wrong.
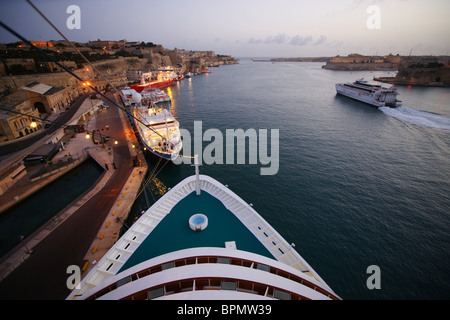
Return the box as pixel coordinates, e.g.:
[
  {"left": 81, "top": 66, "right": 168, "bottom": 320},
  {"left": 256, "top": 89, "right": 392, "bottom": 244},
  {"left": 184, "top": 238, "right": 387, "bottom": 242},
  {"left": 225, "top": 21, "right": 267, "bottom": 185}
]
[
  {"left": 67, "top": 158, "right": 340, "bottom": 300},
  {"left": 121, "top": 88, "right": 181, "bottom": 161},
  {"left": 141, "top": 89, "right": 171, "bottom": 105},
  {"left": 336, "top": 79, "right": 402, "bottom": 108}
]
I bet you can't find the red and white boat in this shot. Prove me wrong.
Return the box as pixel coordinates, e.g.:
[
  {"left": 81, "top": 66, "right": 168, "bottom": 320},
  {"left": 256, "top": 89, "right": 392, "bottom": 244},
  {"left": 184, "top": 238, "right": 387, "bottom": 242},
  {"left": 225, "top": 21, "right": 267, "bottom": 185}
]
[{"left": 130, "top": 67, "right": 179, "bottom": 92}]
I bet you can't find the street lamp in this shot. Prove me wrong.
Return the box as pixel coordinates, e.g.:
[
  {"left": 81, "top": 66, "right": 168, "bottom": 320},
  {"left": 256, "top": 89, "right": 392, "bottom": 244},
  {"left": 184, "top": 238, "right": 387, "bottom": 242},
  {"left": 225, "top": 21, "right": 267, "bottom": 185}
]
[
  {"left": 19, "top": 235, "right": 32, "bottom": 254},
  {"left": 28, "top": 116, "right": 38, "bottom": 129}
]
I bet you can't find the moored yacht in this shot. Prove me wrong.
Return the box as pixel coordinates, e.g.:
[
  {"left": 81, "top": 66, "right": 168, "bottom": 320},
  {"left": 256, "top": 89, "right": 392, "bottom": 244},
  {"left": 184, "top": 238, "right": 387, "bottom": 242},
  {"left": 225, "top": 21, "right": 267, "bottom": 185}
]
[
  {"left": 121, "top": 88, "right": 181, "bottom": 161},
  {"left": 336, "top": 79, "right": 402, "bottom": 108},
  {"left": 67, "top": 158, "right": 340, "bottom": 300},
  {"left": 141, "top": 89, "right": 171, "bottom": 106}
]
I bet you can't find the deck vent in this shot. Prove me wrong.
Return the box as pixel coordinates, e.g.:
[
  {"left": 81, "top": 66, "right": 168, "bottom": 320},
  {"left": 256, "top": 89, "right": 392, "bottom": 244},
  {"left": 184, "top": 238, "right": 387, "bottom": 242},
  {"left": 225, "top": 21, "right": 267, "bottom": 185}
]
[{"left": 189, "top": 213, "right": 208, "bottom": 231}]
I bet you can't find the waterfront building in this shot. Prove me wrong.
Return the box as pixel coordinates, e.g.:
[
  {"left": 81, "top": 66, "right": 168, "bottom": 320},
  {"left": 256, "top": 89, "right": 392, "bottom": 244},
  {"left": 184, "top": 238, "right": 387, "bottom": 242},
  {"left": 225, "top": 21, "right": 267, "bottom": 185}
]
[
  {"left": 20, "top": 81, "right": 80, "bottom": 115},
  {"left": 126, "top": 70, "right": 152, "bottom": 82},
  {"left": 0, "top": 99, "right": 41, "bottom": 142}
]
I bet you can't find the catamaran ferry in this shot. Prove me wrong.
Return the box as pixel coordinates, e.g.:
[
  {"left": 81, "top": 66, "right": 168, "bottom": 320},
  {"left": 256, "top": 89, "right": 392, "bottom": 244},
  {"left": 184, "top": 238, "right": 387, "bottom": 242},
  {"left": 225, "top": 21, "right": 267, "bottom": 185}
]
[
  {"left": 336, "top": 79, "right": 402, "bottom": 108},
  {"left": 67, "top": 158, "right": 340, "bottom": 301},
  {"left": 121, "top": 88, "right": 181, "bottom": 161}
]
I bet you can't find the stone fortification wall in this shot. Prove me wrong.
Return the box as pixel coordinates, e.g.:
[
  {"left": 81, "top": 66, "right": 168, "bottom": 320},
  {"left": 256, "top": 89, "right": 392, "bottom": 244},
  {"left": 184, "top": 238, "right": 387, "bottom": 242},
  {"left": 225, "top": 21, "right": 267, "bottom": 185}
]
[
  {"left": 322, "top": 62, "right": 397, "bottom": 71},
  {"left": 394, "top": 67, "right": 450, "bottom": 86},
  {"left": 0, "top": 57, "right": 150, "bottom": 93}
]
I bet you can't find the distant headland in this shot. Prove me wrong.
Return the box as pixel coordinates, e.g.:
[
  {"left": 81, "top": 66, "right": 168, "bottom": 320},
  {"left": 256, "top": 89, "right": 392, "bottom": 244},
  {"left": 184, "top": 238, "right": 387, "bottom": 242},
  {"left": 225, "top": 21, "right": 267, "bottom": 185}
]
[
  {"left": 253, "top": 53, "right": 450, "bottom": 87},
  {"left": 252, "top": 57, "right": 331, "bottom": 63}
]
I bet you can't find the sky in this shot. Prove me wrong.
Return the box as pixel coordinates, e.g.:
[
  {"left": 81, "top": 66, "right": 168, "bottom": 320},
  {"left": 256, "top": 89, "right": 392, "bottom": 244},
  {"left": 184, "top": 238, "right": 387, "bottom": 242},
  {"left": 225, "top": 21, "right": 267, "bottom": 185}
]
[{"left": 0, "top": 0, "right": 449, "bottom": 58}]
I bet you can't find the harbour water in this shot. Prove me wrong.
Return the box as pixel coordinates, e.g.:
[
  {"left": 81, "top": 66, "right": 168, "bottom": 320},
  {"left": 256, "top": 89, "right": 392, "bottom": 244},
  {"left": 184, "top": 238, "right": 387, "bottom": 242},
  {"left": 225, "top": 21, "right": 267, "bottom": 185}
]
[
  {"left": 0, "top": 158, "right": 104, "bottom": 259},
  {"left": 128, "top": 59, "right": 450, "bottom": 299}
]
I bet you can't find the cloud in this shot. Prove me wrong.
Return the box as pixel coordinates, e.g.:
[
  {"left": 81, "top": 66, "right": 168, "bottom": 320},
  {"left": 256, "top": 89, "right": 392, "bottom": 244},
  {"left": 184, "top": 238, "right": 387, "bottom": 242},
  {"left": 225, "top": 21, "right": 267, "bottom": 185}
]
[
  {"left": 248, "top": 37, "right": 262, "bottom": 44},
  {"left": 345, "top": 0, "right": 387, "bottom": 12},
  {"left": 264, "top": 33, "right": 288, "bottom": 45},
  {"left": 289, "top": 35, "right": 313, "bottom": 46},
  {"left": 326, "top": 39, "right": 344, "bottom": 48},
  {"left": 248, "top": 34, "right": 332, "bottom": 47},
  {"left": 314, "top": 35, "right": 327, "bottom": 45}
]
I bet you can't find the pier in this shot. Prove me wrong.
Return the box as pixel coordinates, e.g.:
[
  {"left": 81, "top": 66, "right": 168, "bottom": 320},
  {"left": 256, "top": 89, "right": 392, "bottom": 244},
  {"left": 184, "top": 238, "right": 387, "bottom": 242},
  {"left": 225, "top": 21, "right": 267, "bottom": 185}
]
[{"left": 0, "top": 91, "right": 148, "bottom": 299}]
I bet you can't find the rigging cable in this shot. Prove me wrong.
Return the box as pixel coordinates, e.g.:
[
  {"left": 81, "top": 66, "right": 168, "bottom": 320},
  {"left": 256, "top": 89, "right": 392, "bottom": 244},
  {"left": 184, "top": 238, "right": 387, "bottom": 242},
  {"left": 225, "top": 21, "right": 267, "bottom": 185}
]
[
  {"left": 26, "top": 0, "right": 125, "bottom": 100},
  {"left": 26, "top": 0, "right": 174, "bottom": 145},
  {"left": 0, "top": 20, "right": 163, "bottom": 141},
  {"left": 0, "top": 12, "right": 180, "bottom": 200},
  {"left": 0, "top": 105, "right": 132, "bottom": 146}
]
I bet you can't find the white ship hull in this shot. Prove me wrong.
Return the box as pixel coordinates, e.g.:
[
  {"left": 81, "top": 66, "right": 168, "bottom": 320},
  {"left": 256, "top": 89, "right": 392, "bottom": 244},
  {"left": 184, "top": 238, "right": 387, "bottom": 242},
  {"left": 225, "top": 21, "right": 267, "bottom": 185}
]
[
  {"left": 133, "top": 106, "right": 182, "bottom": 161},
  {"left": 336, "top": 80, "right": 402, "bottom": 108},
  {"left": 68, "top": 173, "right": 340, "bottom": 300},
  {"left": 121, "top": 88, "right": 182, "bottom": 161}
]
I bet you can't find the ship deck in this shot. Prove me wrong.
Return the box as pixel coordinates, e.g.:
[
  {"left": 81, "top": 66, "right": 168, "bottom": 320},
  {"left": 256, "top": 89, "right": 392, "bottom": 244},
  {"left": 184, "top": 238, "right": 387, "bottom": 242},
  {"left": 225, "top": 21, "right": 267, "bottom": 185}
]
[
  {"left": 68, "top": 175, "right": 333, "bottom": 299},
  {"left": 119, "top": 190, "right": 274, "bottom": 272}
]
